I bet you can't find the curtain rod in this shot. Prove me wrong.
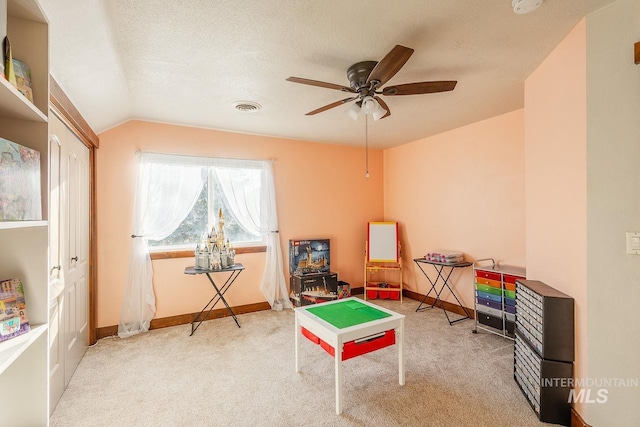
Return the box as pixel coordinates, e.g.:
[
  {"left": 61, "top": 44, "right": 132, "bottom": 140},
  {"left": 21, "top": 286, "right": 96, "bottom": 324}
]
[{"left": 134, "top": 149, "right": 275, "bottom": 163}]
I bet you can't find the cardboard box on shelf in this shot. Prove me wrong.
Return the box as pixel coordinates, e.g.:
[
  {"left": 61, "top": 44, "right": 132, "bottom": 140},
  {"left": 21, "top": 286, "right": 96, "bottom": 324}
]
[{"left": 289, "top": 239, "right": 330, "bottom": 275}]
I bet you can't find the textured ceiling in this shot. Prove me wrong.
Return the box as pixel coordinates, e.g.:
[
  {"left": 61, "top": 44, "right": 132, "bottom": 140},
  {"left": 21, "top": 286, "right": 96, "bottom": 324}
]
[{"left": 39, "top": 0, "right": 612, "bottom": 149}]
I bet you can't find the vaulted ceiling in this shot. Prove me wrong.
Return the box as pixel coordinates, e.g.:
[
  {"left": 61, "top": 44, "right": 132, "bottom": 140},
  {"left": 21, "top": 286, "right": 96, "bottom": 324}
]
[{"left": 39, "top": 0, "right": 612, "bottom": 148}]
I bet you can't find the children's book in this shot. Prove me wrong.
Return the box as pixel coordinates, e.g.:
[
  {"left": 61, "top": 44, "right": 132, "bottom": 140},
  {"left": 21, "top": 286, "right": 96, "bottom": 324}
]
[{"left": 0, "top": 278, "right": 30, "bottom": 343}]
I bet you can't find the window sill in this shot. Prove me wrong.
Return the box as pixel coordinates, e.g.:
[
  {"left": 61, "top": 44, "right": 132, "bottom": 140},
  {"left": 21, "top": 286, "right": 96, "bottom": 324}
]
[{"left": 150, "top": 246, "right": 267, "bottom": 260}]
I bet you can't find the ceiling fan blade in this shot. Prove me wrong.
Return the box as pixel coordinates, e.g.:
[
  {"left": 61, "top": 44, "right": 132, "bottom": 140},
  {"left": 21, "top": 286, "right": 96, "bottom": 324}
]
[
  {"left": 366, "top": 45, "right": 414, "bottom": 88},
  {"left": 374, "top": 96, "right": 391, "bottom": 119},
  {"left": 382, "top": 81, "right": 457, "bottom": 96},
  {"left": 286, "top": 77, "right": 355, "bottom": 92},
  {"left": 305, "top": 97, "right": 357, "bottom": 115}
]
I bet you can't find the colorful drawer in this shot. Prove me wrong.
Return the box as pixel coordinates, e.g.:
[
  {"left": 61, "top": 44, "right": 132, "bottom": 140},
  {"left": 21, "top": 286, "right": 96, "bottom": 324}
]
[
  {"left": 476, "top": 297, "right": 502, "bottom": 310},
  {"left": 475, "top": 270, "right": 501, "bottom": 281},
  {"left": 476, "top": 283, "right": 502, "bottom": 295},
  {"left": 475, "top": 277, "right": 502, "bottom": 288},
  {"left": 476, "top": 290, "right": 501, "bottom": 303}
]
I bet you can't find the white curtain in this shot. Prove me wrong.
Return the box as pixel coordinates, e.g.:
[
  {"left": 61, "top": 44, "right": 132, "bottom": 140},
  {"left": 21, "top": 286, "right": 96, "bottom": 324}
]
[
  {"left": 214, "top": 160, "right": 290, "bottom": 310},
  {"left": 257, "top": 162, "right": 292, "bottom": 310},
  {"left": 118, "top": 153, "right": 204, "bottom": 338},
  {"left": 212, "top": 167, "right": 261, "bottom": 236}
]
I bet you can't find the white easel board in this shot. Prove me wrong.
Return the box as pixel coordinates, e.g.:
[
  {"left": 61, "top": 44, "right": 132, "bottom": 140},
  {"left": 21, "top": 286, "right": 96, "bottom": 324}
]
[{"left": 367, "top": 222, "right": 399, "bottom": 263}]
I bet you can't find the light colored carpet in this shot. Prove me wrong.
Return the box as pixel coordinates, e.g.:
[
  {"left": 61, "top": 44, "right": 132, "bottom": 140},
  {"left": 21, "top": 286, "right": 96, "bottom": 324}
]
[{"left": 50, "top": 297, "right": 558, "bottom": 426}]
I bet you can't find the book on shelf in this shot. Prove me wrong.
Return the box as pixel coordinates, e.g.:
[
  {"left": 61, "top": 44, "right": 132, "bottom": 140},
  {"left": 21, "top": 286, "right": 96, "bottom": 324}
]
[
  {"left": 3, "top": 36, "right": 16, "bottom": 86},
  {"left": 1, "top": 1, "right": 6, "bottom": 77},
  {"left": 0, "top": 278, "right": 30, "bottom": 343},
  {"left": 12, "top": 58, "right": 33, "bottom": 103}
]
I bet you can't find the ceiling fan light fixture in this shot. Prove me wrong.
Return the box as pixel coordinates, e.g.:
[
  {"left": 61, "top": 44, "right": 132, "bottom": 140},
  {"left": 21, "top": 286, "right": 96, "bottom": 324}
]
[
  {"left": 512, "top": 0, "right": 543, "bottom": 14},
  {"left": 361, "top": 96, "right": 377, "bottom": 114},
  {"left": 361, "top": 96, "right": 387, "bottom": 121},
  {"left": 347, "top": 103, "right": 361, "bottom": 121},
  {"left": 371, "top": 105, "right": 387, "bottom": 121}
]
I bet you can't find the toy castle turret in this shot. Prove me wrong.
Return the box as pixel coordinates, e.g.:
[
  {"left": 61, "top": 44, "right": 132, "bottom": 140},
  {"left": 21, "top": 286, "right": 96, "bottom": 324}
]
[{"left": 202, "top": 208, "right": 234, "bottom": 269}]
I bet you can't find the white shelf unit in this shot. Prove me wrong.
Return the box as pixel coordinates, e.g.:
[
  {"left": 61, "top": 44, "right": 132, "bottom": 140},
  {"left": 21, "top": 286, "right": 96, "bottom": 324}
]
[
  {"left": 0, "top": 219, "right": 47, "bottom": 229},
  {"left": 0, "top": 323, "right": 47, "bottom": 373},
  {"left": 0, "top": 75, "right": 48, "bottom": 121},
  {"left": 0, "top": 1, "right": 50, "bottom": 425}
]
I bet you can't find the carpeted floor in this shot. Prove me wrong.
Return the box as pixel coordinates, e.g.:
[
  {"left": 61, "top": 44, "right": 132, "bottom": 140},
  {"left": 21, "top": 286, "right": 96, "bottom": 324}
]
[{"left": 50, "top": 297, "right": 559, "bottom": 426}]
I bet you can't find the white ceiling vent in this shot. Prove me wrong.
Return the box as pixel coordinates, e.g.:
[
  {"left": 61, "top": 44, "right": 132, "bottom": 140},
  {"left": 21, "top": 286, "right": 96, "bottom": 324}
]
[{"left": 233, "top": 101, "right": 262, "bottom": 112}]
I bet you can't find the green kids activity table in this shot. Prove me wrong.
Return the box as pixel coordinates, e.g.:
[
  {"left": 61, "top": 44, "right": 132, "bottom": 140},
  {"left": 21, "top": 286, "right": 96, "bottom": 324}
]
[{"left": 294, "top": 297, "right": 405, "bottom": 414}]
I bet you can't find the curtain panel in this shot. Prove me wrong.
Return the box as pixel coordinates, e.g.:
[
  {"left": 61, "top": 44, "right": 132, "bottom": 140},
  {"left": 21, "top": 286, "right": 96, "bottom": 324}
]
[{"left": 118, "top": 154, "right": 204, "bottom": 338}]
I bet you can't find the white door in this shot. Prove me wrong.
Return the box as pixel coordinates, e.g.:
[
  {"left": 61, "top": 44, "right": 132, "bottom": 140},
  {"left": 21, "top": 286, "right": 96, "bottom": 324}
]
[
  {"left": 49, "top": 113, "right": 90, "bottom": 412},
  {"left": 49, "top": 133, "right": 64, "bottom": 410}
]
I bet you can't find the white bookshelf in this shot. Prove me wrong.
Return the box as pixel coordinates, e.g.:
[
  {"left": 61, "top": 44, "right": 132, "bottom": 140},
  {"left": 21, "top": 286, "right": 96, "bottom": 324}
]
[{"left": 0, "top": 0, "right": 50, "bottom": 425}]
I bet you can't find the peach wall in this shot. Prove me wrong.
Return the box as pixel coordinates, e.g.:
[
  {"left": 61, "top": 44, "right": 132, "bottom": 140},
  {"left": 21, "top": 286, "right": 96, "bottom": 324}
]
[
  {"left": 383, "top": 109, "right": 525, "bottom": 309},
  {"left": 96, "top": 120, "right": 383, "bottom": 327},
  {"left": 524, "top": 19, "right": 588, "bottom": 416}
]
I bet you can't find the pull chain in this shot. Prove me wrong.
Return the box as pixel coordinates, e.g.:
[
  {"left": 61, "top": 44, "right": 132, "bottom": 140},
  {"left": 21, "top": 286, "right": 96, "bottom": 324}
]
[{"left": 365, "top": 114, "right": 369, "bottom": 178}]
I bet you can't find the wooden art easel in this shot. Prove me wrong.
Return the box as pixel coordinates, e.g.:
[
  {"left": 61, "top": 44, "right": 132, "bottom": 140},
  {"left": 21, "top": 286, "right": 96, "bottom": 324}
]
[{"left": 364, "top": 222, "right": 402, "bottom": 302}]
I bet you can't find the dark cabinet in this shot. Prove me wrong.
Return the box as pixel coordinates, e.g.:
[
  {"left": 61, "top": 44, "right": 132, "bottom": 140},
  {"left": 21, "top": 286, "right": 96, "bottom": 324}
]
[{"left": 514, "top": 279, "right": 574, "bottom": 426}]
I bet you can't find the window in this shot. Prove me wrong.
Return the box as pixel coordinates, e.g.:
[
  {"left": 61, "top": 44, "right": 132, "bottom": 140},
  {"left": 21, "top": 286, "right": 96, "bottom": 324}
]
[
  {"left": 148, "top": 166, "right": 265, "bottom": 250},
  {"left": 122, "top": 153, "right": 289, "bottom": 336},
  {"left": 122, "top": 152, "right": 290, "bottom": 334}
]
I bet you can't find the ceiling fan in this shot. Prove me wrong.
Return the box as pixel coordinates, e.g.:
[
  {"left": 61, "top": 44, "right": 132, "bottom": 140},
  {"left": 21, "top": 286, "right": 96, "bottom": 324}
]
[{"left": 286, "top": 45, "right": 457, "bottom": 120}]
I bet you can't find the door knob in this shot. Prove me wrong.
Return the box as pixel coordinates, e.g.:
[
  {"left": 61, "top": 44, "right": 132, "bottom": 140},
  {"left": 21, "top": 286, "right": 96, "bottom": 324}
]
[{"left": 71, "top": 256, "right": 78, "bottom": 262}]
